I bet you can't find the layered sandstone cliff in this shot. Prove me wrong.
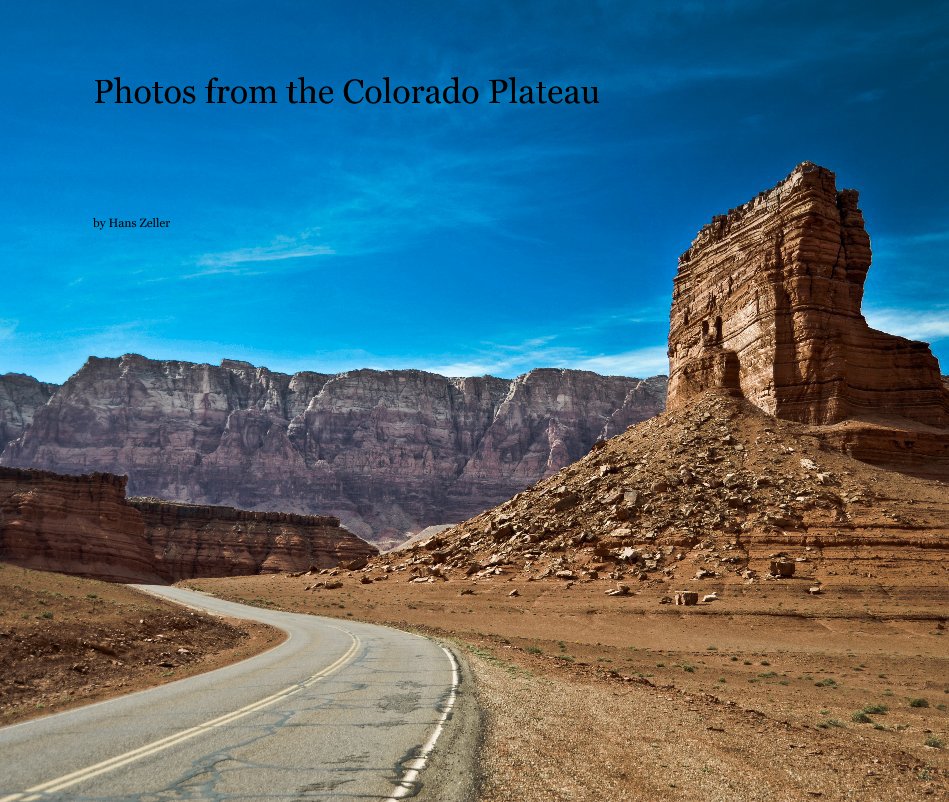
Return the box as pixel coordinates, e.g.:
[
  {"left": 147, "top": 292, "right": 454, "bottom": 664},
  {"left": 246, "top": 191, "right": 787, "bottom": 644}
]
[
  {"left": 0, "top": 466, "right": 375, "bottom": 582},
  {"left": 130, "top": 498, "right": 376, "bottom": 580},
  {"left": 0, "top": 466, "right": 160, "bottom": 582},
  {"left": 0, "top": 374, "right": 56, "bottom": 453},
  {"left": 668, "top": 162, "right": 949, "bottom": 429},
  {"left": 1, "top": 357, "right": 666, "bottom": 543}
]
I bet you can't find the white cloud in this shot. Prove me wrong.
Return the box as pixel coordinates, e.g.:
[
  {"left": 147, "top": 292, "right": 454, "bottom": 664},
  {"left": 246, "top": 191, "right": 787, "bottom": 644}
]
[
  {"left": 570, "top": 346, "right": 670, "bottom": 377},
  {"left": 196, "top": 242, "right": 335, "bottom": 271},
  {"left": 421, "top": 339, "right": 668, "bottom": 379},
  {"left": 863, "top": 307, "right": 949, "bottom": 342}
]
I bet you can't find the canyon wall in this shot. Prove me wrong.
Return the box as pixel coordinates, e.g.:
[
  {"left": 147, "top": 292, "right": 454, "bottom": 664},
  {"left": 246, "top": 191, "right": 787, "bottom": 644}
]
[
  {"left": 130, "top": 498, "right": 376, "bottom": 580},
  {"left": 0, "top": 467, "right": 375, "bottom": 582},
  {"left": 0, "top": 466, "right": 160, "bottom": 582},
  {"left": 667, "top": 162, "right": 949, "bottom": 428},
  {"left": 1, "top": 356, "right": 666, "bottom": 544},
  {"left": 0, "top": 374, "right": 57, "bottom": 453}
]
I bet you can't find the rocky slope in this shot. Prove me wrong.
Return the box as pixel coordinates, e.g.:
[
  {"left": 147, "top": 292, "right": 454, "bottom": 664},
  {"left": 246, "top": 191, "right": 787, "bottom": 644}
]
[
  {"left": 0, "top": 358, "right": 666, "bottom": 544},
  {"left": 0, "top": 466, "right": 375, "bottom": 582},
  {"left": 0, "top": 374, "right": 57, "bottom": 454},
  {"left": 380, "top": 164, "right": 948, "bottom": 583},
  {"left": 668, "top": 162, "right": 949, "bottom": 428},
  {"left": 382, "top": 389, "right": 948, "bottom": 585}
]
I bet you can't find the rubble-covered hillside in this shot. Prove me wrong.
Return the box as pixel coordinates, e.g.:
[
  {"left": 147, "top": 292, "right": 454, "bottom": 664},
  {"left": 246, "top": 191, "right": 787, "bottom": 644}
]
[{"left": 375, "top": 391, "right": 948, "bottom": 588}]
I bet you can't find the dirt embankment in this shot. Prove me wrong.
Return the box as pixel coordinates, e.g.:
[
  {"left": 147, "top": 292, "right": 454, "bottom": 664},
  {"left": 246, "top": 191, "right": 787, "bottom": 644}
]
[{"left": 0, "top": 564, "right": 283, "bottom": 726}]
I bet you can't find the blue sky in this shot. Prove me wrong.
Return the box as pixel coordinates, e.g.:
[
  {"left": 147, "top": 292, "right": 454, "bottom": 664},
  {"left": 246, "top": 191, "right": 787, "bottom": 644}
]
[{"left": 2, "top": 0, "right": 947, "bottom": 383}]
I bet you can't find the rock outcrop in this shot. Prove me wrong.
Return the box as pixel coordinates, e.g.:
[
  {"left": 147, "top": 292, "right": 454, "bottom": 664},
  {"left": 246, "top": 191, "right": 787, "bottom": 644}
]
[
  {"left": 1, "top": 357, "right": 666, "bottom": 544},
  {"left": 0, "top": 466, "right": 375, "bottom": 582},
  {"left": 668, "top": 162, "right": 949, "bottom": 428},
  {"left": 0, "top": 374, "right": 56, "bottom": 454},
  {"left": 0, "top": 466, "right": 161, "bottom": 582},
  {"left": 130, "top": 498, "right": 376, "bottom": 580},
  {"left": 373, "top": 164, "right": 948, "bottom": 585}
]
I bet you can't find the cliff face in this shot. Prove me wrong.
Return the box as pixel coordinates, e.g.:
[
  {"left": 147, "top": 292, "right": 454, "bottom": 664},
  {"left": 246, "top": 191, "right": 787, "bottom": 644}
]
[
  {"left": 1, "top": 356, "right": 666, "bottom": 543},
  {"left": 0, "top": 466, "right": 375, "bottom": 582},
  {"left": 0, "top": 374, "right": 56, "bottom": 454},
  {"left": 129, "top": 499, "right": 376, "bottom": 581},
  {"left": 668, "top": 162, "right": 949, "bottom": 428},
  {"left": 0, "top": 466, "right": 160, "bottom": 582}
]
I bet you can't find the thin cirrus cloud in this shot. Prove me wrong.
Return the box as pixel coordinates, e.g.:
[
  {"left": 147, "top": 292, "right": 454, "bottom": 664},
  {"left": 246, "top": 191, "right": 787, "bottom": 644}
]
[
  {"left": 192, "top": 142, "right": 582, "bottom": 273},
  {"left": 863, "top": 307, "right": 949, "bottom": 343},
  {"left": 195, "top": 241, "right": 335, "bottom": 271},
  {"left": 423, "top": 339, "right": 669, "bottom": 380}
]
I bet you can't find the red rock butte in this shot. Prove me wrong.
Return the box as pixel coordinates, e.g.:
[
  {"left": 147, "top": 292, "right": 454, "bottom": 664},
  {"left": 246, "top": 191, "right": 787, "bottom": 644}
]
[{"left": 668, "top": 162, "right": 949, "bottom": 431}]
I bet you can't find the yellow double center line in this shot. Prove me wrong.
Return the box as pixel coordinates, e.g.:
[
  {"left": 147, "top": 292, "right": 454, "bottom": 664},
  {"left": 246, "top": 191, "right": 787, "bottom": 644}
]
[{"left": 0, "top": 632, "right": 360, "bottom": 802}]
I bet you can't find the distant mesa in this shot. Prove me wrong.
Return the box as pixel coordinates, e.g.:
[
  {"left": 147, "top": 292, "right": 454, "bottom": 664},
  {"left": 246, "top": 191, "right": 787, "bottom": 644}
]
[{"left": 0, "top": 373, "right": 57, "bottom": 454}]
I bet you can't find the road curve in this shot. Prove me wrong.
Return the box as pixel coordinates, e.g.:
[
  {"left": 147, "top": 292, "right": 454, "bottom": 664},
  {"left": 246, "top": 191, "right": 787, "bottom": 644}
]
[{"left": 0, "top": 585, "right": 465, "bottom": 801}]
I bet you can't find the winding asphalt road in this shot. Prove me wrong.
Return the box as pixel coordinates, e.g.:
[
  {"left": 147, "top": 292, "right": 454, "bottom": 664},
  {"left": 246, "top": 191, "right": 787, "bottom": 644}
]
[{"left": 0, "top": 586, "right": 467, "bottom": 801}]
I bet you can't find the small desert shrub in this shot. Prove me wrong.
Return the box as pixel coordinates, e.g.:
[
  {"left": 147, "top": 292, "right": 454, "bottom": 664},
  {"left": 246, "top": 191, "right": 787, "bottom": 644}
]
[
  {"left": 852, "top": 711, "right": 872, "bottom": 724},
  {"left": 909, "top": 698, "right": 929, "bottom": 708},
  {"left": 924, "top": 736, "right": 943, "bottom": 748},
  {"left": 862, "top": 704, "right": 888, "bottom": 714}
]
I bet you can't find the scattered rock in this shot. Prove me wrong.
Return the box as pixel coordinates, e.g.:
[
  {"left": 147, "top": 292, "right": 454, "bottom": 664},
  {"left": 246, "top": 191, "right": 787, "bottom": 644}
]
[{"left": 770, "top": 560, "right": 795, "bottom": 578}]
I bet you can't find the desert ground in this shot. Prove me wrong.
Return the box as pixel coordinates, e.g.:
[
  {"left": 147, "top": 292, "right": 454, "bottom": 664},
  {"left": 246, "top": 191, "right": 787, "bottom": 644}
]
[
  {"left": 180, "top": 559, "right": 948, "bottom": 801},
  {"left": 1, "top": 548, "right": 945, "bottom": 800},
  {"left": 0, "top": 563, "right": 282, "bottom": 726}
]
